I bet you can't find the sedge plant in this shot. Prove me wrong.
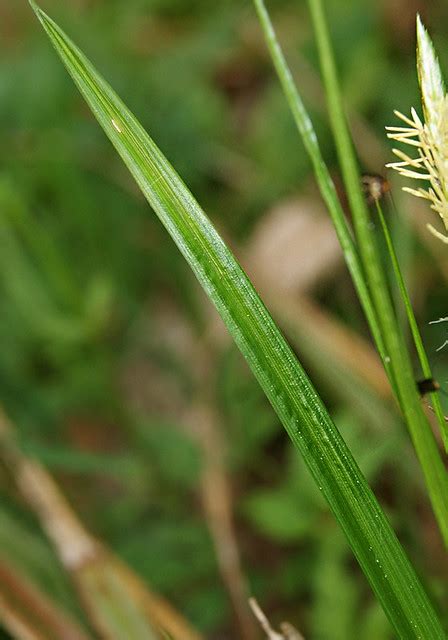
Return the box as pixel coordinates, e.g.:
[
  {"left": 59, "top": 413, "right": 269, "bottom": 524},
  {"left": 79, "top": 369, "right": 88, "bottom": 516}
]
[{"left": 27, "top": 1, "right": 447, "bottom": 638}]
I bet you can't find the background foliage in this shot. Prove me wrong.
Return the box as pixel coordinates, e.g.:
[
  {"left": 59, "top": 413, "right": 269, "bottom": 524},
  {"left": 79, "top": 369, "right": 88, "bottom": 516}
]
[{"left": 0, "top": 0, "right": 447, "bottom": 638}]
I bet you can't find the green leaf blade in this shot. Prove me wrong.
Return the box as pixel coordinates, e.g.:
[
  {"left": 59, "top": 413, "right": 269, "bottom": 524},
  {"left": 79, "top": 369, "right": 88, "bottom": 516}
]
[{"left": 29, "top": 4, "right": 446, "bottom": 638}]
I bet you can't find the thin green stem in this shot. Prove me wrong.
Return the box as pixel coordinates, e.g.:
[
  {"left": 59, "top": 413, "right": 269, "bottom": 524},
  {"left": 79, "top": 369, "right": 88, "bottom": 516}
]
[
  {"left": 251, "top": 0, "right": 392, "bottom": 380},
  {"left": 376, "top": 200, "right": 448, "bottom": 450},
  {"left": 307, "top": 0, "right": 448, "bottom": 548}
]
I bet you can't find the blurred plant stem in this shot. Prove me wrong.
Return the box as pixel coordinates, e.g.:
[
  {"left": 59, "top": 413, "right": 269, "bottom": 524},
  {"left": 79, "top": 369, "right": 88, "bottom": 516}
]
[
  {"left": 184, "top": 334, "right": 257, "bottom": 640},
  {"left": 249, "top": 598, "right": 305, "bottom": 640},
  {"left": 0, "top": 408, "right": 202, "bottom": 640},
  {"left": 0, "top": 558, "right": 92, "bottom": 640}
]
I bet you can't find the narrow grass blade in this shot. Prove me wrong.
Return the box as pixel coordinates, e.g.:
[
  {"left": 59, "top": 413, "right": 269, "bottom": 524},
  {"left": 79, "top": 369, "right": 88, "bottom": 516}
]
[
  {"left": 376, "top": 200, "right": 448, "bottom": 450},
  {"left": 251, "top": 0, "right": 390, "bottom": 379},
  {"left": 307, "top": 0, "right": 448, "bottom": 546},
  {"left": 28, "top": 4, "right": 446, "bottom": 638}
]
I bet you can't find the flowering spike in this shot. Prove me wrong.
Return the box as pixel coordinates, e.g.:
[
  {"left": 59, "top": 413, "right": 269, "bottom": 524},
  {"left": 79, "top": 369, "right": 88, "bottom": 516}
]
[
  {"left": 416, "top": 15, "right": 445, "bottom": 127},
  {"left": 386, "top": 16, "right": 448, "bottom": 244}
]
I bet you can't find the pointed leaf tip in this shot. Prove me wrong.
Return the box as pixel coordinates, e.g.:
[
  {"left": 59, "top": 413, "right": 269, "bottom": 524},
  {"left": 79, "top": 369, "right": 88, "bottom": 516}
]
[
  {"left": 28, "top": 0, "right": 46, "bottom": 26},
  {"left": 28, "top": 0, "right": 40, "bottom": 14},
  {"left": 28, "top": 0, "right": 53, "bottom": 30}
]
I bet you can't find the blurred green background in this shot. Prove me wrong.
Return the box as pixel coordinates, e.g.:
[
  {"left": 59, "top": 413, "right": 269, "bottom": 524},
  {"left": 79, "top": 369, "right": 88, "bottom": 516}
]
[{"left": 0, "top": 0, "right": 447, "bottom": 638}]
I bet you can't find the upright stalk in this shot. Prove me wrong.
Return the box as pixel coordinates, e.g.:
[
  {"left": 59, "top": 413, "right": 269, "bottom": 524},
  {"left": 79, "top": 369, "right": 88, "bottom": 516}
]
[
  {"left": 251, "top": 0, "right": 390, "bottom": 376},
  {"left": 376, "top": 200, "right": 448, "bottom": 449},
  {"left": 307, "top": 0, "right": 448, "bottom": 546}
]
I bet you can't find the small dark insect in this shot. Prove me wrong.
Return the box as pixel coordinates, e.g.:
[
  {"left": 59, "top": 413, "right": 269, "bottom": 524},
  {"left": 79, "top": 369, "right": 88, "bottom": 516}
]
[
  {"left": 417, "top": 377, "right": 441, "bottom": 396},
  {"left": 361, "top": 174, "right": 391, "bottom": 204}
]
